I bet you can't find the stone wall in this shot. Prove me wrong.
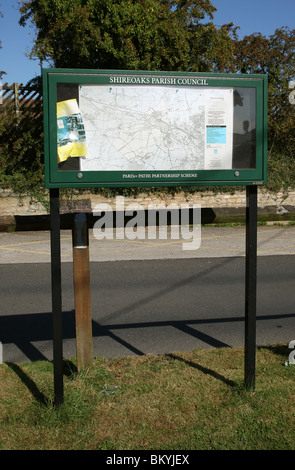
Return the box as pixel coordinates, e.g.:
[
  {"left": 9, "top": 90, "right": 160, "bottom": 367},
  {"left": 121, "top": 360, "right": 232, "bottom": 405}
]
[
  {"left": 1, "top": 189, "right": 295, "bottom": 231},
  {"left": 1, "top": 189, "right": 295, "bottom": 216}
]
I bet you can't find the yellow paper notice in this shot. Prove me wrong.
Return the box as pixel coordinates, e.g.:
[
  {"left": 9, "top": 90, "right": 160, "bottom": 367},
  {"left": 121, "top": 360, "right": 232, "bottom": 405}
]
[{"left": 57, "top": 99, "right": 87, "bottom": 163}]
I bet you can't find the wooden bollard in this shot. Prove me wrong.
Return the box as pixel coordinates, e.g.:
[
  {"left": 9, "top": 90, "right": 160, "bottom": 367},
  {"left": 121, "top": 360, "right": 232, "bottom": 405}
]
[{"left": 72, "top": 213, "right": 93, "bottom": 371}]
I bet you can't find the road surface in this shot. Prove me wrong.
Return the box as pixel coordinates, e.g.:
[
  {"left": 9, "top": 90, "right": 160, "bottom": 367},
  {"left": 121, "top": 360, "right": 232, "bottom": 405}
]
[{"left": 0, "top": 245, "right": 294, "bottom": 362}]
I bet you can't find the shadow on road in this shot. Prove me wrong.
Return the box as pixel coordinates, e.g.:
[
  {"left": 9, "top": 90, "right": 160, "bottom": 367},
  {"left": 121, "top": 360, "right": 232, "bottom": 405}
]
[
  {"left": 1, "top": 313, "right": 293, "bottom": 406},
  {"left": 1, "top": 310, "right": 295, "bottom": 362}
]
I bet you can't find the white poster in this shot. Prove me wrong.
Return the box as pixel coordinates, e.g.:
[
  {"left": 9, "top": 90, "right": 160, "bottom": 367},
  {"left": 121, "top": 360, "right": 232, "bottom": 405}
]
[
  {"left": 78, "top": 85, "right": 233, "bottom": 172},
  {"left": 204, "top": 89, "right": 233, "bottom": 169}
]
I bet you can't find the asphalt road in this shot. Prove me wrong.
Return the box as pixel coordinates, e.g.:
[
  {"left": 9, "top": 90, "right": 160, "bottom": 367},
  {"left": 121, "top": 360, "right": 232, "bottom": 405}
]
[{"left": 1, "top": 254, "right": 295, "bottom": 363}]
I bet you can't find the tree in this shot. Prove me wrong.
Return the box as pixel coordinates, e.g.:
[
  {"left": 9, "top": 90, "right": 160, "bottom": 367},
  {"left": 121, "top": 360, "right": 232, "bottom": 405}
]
[
  {"left": 233, "top": 27, "right": 295, "bottom": 159},
  {"left": 18, "top": 0, "right": 237, "bottom": 72}
]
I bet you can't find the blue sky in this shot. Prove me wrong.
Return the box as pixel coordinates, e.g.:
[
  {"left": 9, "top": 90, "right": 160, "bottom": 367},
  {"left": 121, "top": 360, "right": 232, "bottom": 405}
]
[{"left": 1, "top": 0, "right": 295, "bottom": 85}]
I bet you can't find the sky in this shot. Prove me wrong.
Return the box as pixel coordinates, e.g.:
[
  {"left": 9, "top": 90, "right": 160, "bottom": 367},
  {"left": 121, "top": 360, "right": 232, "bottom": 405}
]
[{"left": 1, "top": 0, "right": 295, "bottom": 85}]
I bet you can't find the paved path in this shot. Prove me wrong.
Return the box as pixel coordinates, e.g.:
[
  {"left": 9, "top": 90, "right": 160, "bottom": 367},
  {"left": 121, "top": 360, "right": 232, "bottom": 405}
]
[{"left": 0, "top": 224, "right": 295, "bottom": 263}]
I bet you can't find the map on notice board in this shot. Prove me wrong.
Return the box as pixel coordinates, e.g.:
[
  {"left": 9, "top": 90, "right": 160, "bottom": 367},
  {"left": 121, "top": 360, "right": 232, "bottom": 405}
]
[{"left": 78, "top": 85, "right": 233, "bottom": 172}]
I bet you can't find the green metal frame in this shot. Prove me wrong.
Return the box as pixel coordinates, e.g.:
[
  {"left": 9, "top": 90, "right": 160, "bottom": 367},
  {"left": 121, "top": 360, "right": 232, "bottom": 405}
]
[{"left": 43, "top": 68, "right": 268, "bottom": 188}]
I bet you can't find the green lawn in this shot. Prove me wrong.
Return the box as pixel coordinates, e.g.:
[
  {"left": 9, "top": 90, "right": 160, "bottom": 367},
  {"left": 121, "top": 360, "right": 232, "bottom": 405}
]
[{"left": 0, "top": 344, "right": 294, "bottom": 450}]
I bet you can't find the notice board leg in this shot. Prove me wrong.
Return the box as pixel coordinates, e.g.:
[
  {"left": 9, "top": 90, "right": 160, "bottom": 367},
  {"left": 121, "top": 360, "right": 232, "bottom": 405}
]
[
  {"left": 245, "top": 185, "right": 258, "bottom": 390},
  {"left": 50, "top": 188, "right": 64, "bottom": 406}
]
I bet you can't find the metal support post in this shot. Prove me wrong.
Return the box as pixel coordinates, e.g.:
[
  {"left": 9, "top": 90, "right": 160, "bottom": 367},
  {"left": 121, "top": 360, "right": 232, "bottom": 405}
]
[
  {"left": 50, "top": 188, "right": 64, "bottom": 406},
  {"left": 245, "top": 185, "right": 258, "bottom": 390}
]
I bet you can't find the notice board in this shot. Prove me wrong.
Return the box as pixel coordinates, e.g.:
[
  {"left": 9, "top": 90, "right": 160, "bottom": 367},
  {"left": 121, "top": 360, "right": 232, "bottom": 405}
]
[{"left": 43, "top": 69, "right": 268, "bottom": 188}]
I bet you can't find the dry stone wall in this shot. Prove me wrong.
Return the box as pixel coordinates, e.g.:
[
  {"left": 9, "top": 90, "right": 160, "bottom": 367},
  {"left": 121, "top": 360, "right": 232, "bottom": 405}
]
[{"left": 1, "top": 189, "right": 295, "bottom": 216}]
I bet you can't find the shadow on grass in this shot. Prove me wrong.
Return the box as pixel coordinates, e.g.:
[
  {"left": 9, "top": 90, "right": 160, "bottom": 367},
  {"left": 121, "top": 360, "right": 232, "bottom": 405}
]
[
  {"left": 168, "top": 353, "right": 237, "bottom": 388},
  {"left": 7, "top": 347, "right": 290, "bottom": 407},
  {"left": 6, "top": 362, "right": 48, "bottom": 406},
  {"left": 257, "top": 343, "right": 290, "bottom": 360},
  {"left": 6, "top": 359, "right": 77, "bottom": 406}
]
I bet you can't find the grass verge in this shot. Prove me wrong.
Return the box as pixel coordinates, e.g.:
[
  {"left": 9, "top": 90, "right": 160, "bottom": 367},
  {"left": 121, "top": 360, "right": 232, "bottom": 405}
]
[{"left": 0, "top": 344, "right": 295, "bottom": 450}]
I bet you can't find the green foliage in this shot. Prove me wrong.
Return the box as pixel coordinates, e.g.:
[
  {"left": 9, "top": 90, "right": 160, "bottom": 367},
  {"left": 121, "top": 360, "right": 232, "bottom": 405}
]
[
  {"left": 19, "top": 0, "right": 237, "bottom": 72},
  {"left": 0, "top": 2, "right": 294, "bottom": 199},
  {"left": 0, "top": 90, "right": 44, "bottom": 200},
  {"left": 267, "top": 152, "right": 295, "bottom": 192},
  {"left": 233, "top": 27, "right": 295, "bottom": 160}
]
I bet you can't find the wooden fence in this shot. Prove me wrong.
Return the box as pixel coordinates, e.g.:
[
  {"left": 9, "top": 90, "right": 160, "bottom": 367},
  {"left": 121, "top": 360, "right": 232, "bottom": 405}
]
[{"left": 0, "top": 81, "right": 42, "bottom": 117}]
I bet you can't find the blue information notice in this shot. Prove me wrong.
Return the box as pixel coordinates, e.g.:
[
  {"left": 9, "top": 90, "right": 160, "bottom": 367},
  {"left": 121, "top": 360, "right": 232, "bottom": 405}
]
[{"left": 206, "top": 126, "right": 227, "bottom": 144}]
